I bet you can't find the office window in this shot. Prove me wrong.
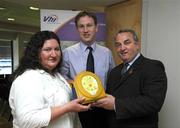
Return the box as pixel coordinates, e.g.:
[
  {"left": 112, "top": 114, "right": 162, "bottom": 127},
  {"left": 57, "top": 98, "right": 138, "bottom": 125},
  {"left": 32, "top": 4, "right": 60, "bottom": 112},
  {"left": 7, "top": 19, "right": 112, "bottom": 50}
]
[{"left": 0, "top": 40, "right": 13, "bottom": 74}]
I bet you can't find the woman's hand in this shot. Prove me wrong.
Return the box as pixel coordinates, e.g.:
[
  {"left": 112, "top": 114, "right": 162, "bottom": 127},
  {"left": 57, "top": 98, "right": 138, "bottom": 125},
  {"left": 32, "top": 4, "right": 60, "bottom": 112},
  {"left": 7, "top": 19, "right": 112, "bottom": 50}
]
[
  {"left": 51, "top": 97, "right": 90, "bottom": 121},
  {"left": 66, "top": 97, "right": 91, "bottom": 112}
]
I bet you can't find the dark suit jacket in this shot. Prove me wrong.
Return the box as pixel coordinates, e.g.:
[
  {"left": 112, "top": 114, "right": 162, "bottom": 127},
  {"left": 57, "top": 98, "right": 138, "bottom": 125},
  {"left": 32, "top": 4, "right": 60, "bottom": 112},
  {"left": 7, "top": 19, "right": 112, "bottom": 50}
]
[{"left": 106, "top": 54, "right": 167, "bottom": 128}]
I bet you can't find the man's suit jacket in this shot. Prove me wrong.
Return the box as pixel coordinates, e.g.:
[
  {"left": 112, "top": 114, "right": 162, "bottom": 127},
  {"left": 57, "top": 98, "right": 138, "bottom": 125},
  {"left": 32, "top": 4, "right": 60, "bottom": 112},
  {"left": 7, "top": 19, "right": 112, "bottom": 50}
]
[{"left": 106, "top": 54, "right": 167, "bottom": 128}]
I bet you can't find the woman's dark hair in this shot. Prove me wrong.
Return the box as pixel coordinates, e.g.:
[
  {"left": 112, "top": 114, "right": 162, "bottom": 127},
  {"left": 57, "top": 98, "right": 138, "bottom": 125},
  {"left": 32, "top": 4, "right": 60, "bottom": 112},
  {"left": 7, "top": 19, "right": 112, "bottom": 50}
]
[
  {"left": 11, "top": 31, "right": 62, "bottom": 80},
  {"left": 75, "top": 11, "right": 97, "bottom": 27}
]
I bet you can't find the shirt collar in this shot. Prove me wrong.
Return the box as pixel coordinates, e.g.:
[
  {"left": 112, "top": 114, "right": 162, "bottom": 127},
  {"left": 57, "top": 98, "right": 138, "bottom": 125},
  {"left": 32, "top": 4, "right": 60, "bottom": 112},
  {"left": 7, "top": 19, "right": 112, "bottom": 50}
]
[
  {"left": 128, "top": 53, "right": 140, "bottom": 66},
  {"left": 38, "top": 69, "right": 46, "bottom": 74},
  {"left": 80, "top": 42, "right": 96, "bottom": 52}
]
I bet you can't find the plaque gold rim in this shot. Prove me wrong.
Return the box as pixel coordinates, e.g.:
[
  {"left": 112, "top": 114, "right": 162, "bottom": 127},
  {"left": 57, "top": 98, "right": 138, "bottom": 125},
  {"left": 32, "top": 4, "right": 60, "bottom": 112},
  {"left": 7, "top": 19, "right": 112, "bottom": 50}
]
[
  {"left": 73, "top": 71, "right": 106, "bottom": 103},
  {"left": 75, "top": 71, "right": 102, "bottom": 98}
]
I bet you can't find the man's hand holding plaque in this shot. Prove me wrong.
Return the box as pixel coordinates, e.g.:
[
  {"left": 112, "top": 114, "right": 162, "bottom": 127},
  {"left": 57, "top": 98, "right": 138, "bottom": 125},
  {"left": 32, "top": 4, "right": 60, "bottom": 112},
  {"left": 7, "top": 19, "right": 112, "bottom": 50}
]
[{"left": 73, "top": 71, "right": 106, "bottom": 104}]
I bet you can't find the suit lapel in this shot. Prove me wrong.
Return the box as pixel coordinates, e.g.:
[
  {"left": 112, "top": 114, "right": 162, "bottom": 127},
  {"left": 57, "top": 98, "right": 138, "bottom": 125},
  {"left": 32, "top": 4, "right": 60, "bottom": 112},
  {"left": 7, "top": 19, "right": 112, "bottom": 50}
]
[
  {"left": 113, "top": 67, "right": 134, "bottom": 90},
  {"left": 120, "top": 67, "right": 134, "bottom": 81},
  {"left": 113, "top": 55, "right": 145, "bottom": 91}
]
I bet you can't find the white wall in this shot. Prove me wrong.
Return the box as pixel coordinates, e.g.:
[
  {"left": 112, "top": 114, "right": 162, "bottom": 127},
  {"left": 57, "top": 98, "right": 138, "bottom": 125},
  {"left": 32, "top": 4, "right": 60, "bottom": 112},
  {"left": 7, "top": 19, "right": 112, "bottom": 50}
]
[{"left": 142, "top": 0, "right": 180, "bottom": 127}]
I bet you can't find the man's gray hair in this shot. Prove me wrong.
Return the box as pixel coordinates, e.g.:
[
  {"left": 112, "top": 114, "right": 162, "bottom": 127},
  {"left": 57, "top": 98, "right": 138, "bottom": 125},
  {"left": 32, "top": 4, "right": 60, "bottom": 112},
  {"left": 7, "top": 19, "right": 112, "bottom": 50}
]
[{"left": 116, "top": 29, "right": 139, "bottom": 43}]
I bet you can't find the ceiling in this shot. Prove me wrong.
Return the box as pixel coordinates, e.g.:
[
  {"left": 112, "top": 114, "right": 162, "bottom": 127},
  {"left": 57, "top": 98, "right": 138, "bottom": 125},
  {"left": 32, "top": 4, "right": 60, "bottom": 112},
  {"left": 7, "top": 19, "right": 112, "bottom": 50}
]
[
  {"left": 0, "top": 0, "right": 125, "bottom": 28},
  {"left": 0, "top": 0, "right": 125, "bottom": 43}
]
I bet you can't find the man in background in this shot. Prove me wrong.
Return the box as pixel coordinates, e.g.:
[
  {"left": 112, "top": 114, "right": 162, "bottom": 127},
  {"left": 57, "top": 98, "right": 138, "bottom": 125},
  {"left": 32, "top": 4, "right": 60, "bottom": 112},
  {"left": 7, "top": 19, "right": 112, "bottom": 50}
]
[{"left": 60, "top": 11, "right": 115, "bottom": 128}]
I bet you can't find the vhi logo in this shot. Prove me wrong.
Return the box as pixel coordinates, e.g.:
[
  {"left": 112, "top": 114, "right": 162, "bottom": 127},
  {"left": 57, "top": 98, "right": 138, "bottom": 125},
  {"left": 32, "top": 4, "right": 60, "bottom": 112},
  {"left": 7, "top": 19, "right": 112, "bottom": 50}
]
[{"left": 43, "top": 14, "right": 59, "bottom": 23}]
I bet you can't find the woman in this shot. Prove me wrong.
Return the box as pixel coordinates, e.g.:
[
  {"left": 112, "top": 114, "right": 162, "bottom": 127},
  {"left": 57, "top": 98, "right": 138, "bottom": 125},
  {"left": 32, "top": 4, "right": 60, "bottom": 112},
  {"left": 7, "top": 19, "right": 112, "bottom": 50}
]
[{"left": 9, "top": 31, "right": 90, "bottom": 128}]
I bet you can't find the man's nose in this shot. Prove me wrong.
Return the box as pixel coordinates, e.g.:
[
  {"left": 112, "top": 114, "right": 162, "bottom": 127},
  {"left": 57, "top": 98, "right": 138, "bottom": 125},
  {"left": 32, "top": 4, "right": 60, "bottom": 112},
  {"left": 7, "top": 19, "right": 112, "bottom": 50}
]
[
  {"left": 84, "top": 26, "right": 88, "bottom": 32},
  {"left": 120, "top": 44, "right": 126, "bottom": 50}
]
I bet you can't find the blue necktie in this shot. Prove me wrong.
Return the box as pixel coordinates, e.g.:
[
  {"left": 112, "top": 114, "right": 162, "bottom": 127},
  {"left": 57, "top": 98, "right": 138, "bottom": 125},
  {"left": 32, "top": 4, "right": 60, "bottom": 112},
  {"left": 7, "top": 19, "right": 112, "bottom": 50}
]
[
  {"left": 121, "top": 63, "right": 129, "bottom": 75},
  {"left": 86, "top": 47, "right": 94, "bottom": 73}
]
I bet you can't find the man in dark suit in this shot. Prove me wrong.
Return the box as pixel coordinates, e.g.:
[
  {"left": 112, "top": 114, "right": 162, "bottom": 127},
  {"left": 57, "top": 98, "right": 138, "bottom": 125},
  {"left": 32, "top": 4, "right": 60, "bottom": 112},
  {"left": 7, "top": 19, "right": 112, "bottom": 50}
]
[{"left": 92, "top": 29, "right": 167, "bottom": 128}]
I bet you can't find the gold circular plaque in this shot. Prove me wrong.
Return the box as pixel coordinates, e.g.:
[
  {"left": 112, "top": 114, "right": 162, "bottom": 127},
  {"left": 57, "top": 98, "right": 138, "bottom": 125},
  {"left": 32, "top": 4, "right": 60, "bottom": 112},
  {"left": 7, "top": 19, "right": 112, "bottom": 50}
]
[{"left": 73, "top": 71, "right": 106, "bottom": 104}]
